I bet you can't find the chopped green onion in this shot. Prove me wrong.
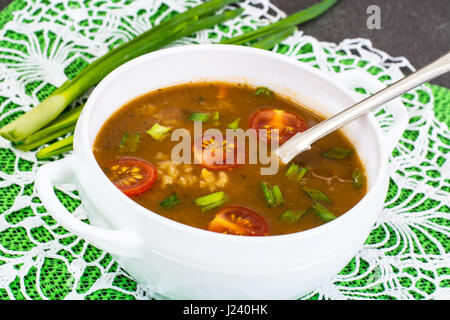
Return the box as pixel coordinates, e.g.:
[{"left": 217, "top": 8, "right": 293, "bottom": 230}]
[
  {"left": 303, "top": 187, "right": 330, "bottom": 202},
  {"left": 310, "top": 203, "right": 336, "bottom": 222},
  {"left": 189, "top": 112, "right": 210, "bottom": 122},
  {"left": 119, "top": 133, "right": 140, "bottom": 152},
  {"left": 285, "top": 163, "right": 308, "bottom": 181},
  {"left": 352, "top": 168, "right": 365, "bottom": 189},
  {"left": 147, "top": 123, "right": 171, "bottom": 141},
  {"left": 119, "top": 133, "right": 129, "bottom": 148},
  {"left": 254, "top": 87, "right": 274, "bottom": 98},
  {"left": 322, "top": 147, "right": 353, "bottom": 160},
  {"left": 212, "top": 111, "right": 220, "bottom": 125},
  {"left": 14, "top": 105, "right": 83, "bottom": 151},
  {"left": 36, "top": 136, "right": 74, "bottom": 160},
  {"left": 260, "top": 182, "right": 284, "bottom": 207},
  {"left": 195, "top": 191, "right": 229, "bottom": 212},
  {"left": 8, "top": 0, "right": 339, "bottom": 158},
  {"left": 272, "top": 185, "right": 285, "bottom": 205},
  {"left": 129, "top": 134, "right": 140, "bottom": 151},
  {"left": 279, "top": 210, "right": 306, "bottom": 222},
  {"left": 15, "top": 123, "right": 76, "bottom": 152},
  {"left": 160, "top": 193, "right": 181, "bottom": 209},
  {"left": 227, "top": 117, "right": 241, "bottom": 130}
]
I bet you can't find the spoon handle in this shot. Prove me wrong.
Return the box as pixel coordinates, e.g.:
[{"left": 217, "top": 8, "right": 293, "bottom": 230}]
[{"left": 277, "top": 51, "right": 450, "bottom": 164}]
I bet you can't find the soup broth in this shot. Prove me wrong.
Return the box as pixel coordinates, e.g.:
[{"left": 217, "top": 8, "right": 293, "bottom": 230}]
[{"left": 93, "top": 82, "right": 366, "bottom": 236}]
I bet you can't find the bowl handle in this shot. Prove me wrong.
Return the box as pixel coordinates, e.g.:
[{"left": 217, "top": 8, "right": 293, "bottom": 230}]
[
  {"left": 35, "top": 156, "right": 143, "bottom": 258},
  {"left": 335, "top": 69, "right": 409, "bottom": 155}
]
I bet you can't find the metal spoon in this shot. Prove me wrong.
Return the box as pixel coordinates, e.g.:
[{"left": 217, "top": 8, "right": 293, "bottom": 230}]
[{"left": 276, "top": 51, "right": 450, "bottom": 164}]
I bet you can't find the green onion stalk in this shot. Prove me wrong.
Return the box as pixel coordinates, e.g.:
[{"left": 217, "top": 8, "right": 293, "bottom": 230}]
[
  {"left": 221, "top": 0, "right": 337, "bottom": 45},
  {"left": 250, "top": 26, "right": 296, "bottom": 50},
  {"left": 8, "top": 0, "right": 338, "bottom": 159}
]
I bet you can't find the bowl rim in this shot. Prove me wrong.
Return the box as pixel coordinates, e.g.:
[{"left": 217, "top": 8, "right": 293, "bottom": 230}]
[{"left": 74, "top": 44, "right": 388, "bottom": 243}]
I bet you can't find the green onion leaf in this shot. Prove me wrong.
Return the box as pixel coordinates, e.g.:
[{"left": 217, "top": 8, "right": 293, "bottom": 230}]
[
  {"left": 195, "top": 191, "right": 229, "bottom": 212},
  {"left": 310, "top": 203, "right": 336, "bottom": 222},
  {"left": 160, "top": 193, "right": 181, "bottom": 209},
  {"left": 0, "top": 0, "right": 242, "bottom": 142},
  {"left": 303, "top": 187, "right": 330, "bottom": 202},
  {"left": 227, "top": 117, "right": 241, "bottom": 130},
  {"left": 352, "top": 168, "right": 365, "bottom": 189},
  {"left": 147, "top": 123, "right": 171, "bottom": 141},
  {"left": 285, "top": 163, "right": 308, "bottom": 181},
  {"left": 279, "top": 210, "right": 306, "bottom": 222},
  {"left": 254, "top": 87, "right": 274, "bottom": 98},
  {"left": 322, "top": 147, "right": 353, "bottom": 160},
  {"left": 189, "top": 112, "right": 210, "bottom": 122},
  {"left": 119, "top": 133, "right": 140, "bottom": 152},
  {"left": 260, "top": 182, "right": 284, "bottom": 207}
]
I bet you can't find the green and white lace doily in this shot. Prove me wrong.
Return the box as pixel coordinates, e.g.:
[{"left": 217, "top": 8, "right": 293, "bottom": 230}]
[{"left": 0, "top": 0, "right": 448, "bottom": 300}]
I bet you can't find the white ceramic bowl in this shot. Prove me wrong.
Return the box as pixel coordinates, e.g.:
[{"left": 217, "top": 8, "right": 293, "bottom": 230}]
[{"left": 35, "top": 45, "right": 408, "bottom": 299}]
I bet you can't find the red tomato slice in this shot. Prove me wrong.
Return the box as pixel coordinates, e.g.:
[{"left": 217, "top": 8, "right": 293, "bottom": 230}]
[
  {"left": 193, "top": 135, "right": 240, "bottom": 171},
  {"left": 249, "top": 108, "right": 307, "bottom": 145},
  {"left": 207, "top": 206, "right": 270, "bottom": 236},
  {"left": 107, "top": 157, "right": 157, "bottom": 196}
]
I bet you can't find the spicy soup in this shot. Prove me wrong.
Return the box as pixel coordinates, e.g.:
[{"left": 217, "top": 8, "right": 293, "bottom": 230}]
[{"left": 93, "top": 82, "right": 366, "bottom": 236}]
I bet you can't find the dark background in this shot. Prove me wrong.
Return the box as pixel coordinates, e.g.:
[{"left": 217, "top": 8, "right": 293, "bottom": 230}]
[{"left": 0, "top": 0, "right": 449, "bottom": 86}]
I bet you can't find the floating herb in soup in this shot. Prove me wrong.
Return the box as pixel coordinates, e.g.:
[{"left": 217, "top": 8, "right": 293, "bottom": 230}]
[{"left": 93, "top": 82, "right": 367, "bottom": 236}]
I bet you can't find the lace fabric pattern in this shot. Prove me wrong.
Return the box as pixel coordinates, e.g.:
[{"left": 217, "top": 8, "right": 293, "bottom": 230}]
[{"left": 0, "top": 0, "right": 448, "bottom": 300}]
